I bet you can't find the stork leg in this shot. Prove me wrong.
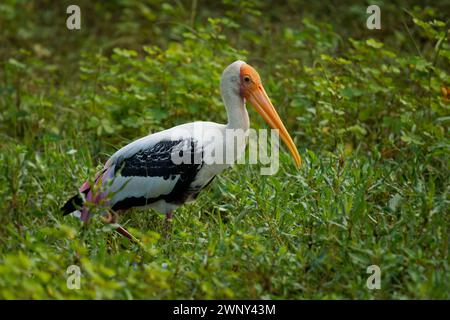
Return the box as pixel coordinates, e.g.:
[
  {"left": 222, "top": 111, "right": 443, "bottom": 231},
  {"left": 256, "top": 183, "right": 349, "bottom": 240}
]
[
  {"left": 115, "top": 225, "right": 134, "bottom": 240},
  {"left": 102, "top": 210, "right": 135, "bottom": 241},
  {"left": 164, "top": 211, "right": 173, "bottom": 238}
]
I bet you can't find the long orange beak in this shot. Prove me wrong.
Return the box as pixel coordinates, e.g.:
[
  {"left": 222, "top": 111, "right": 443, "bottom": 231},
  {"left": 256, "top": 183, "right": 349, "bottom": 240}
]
[{"left": 247, "top": 85, "right": 302, "bottom": 168}]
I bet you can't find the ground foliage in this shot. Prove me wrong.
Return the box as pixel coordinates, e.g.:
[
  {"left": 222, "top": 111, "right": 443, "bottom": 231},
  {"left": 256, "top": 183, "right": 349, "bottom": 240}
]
[{"left": 0, "top": 0, "right": 448, "bottom": 299}]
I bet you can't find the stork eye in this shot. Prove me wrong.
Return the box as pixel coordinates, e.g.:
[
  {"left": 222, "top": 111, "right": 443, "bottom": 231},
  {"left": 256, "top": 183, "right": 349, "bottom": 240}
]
[{"left": 243, "top": 75, "right": 251, "bottom": 83}]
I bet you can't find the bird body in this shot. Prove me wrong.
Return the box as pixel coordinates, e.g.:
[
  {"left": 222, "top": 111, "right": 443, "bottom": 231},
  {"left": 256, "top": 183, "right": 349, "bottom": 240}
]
[
  {"left": 100, "top": 120, "right": 244, "bottom": 214},
  {"left": 62, "top": 60, "right": 301, "bottom": 237}
]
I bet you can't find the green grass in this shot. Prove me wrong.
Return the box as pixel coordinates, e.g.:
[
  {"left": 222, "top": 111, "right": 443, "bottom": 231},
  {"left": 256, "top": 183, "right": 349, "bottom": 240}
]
[
  {"left": 0, "top": 147, "right": 447, "bottom": 299},
  {"left": 0, "top": 0, "right": 448, "bottom": 299}
]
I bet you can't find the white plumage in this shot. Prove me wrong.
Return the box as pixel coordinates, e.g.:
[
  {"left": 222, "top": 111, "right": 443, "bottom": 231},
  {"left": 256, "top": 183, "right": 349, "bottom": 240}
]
[{"left": 62, "top": 60, "right": 301, "bottom": 239}]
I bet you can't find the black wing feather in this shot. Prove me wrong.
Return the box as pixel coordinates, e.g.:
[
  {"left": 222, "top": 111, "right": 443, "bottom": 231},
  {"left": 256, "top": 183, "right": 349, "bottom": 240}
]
[{"left": 111, "top": 139, "right": 205, "bottom": 210}]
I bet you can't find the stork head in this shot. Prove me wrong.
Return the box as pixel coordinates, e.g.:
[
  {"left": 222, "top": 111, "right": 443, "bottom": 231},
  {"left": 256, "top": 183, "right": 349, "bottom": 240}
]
[{"left": 221, "top": 60, "right": 302, "bottom": 168}]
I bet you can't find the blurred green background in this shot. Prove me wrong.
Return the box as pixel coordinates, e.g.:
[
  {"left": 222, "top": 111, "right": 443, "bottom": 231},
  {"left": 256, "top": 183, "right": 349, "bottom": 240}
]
[{"left": 0, "top": 0, "right": 448, "bottom": 299}]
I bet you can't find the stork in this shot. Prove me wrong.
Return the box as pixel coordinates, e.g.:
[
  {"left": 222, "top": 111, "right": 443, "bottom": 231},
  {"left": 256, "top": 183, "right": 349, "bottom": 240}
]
[{"left": 61, "top": 61, "right": 301, "bottom": 239}]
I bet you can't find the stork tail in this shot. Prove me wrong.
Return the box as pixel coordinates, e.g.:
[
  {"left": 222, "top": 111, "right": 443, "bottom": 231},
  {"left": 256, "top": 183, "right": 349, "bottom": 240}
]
[
  {"left": 61, "top": 193, "right": 84, "bottom": 215},
  {"left": 61, "top": 181, "right": 91, "bottom": 216}
]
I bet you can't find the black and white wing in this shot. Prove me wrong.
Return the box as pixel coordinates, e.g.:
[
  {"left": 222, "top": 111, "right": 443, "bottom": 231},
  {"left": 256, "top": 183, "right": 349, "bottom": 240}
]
[{"left": 105, "top": 135, "right": 208, "bottom": 213}]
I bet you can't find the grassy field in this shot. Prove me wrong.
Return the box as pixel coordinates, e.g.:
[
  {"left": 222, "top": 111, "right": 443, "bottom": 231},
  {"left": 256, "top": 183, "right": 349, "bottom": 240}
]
[{"left": 0, "top": 1, "right": 448, "bottom": 299}]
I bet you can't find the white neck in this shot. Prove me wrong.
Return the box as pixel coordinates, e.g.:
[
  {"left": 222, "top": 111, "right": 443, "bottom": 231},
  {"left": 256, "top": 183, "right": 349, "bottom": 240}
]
[
  {"left": 216, "top": 60, "right": 250, "bottom": 166},
  {"left": 219, "top": 60, "right": 250, "bottom": 131},
  {"left": 221, "top": 86, "right": 250, "bottom": 131}
]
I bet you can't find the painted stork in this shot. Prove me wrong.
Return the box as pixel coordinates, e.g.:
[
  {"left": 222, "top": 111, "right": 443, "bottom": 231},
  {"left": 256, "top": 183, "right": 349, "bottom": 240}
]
[{"left": 61, "top": 60, "right": 301, "bottom": 239}]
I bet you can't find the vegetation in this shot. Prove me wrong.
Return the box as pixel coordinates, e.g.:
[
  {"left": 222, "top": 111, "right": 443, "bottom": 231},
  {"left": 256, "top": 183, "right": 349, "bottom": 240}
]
[{"left": 0, "top": 0, "right": 448, "bottom": 299}]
